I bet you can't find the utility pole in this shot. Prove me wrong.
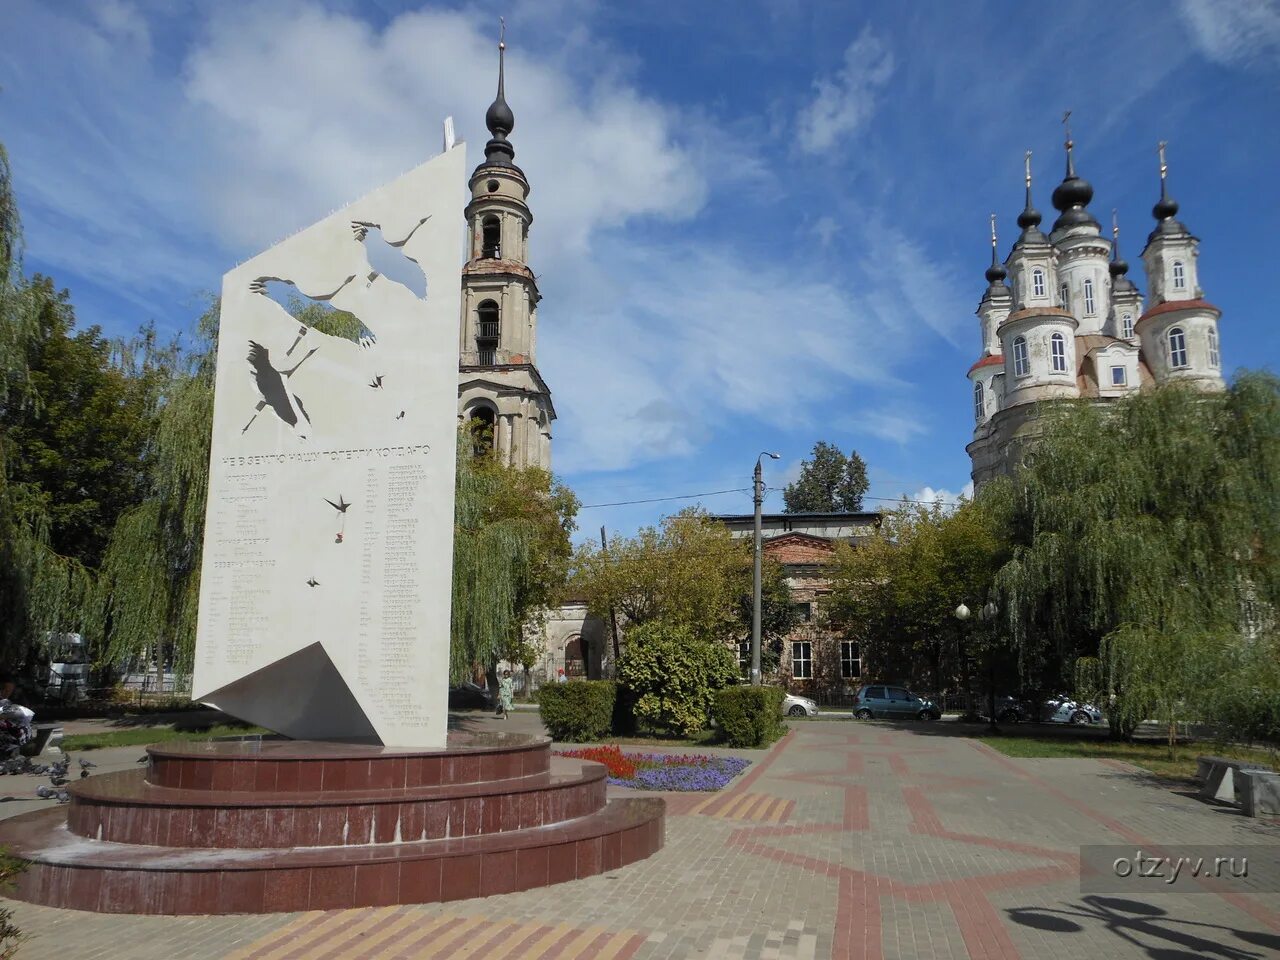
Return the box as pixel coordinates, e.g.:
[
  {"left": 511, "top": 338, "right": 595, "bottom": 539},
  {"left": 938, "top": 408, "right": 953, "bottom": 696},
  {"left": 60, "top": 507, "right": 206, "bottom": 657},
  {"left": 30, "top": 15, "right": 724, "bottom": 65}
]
[
  {"left": 752, "top": 452, "right": 780, "bottom": 685},
  {"left": 600, "top": 525, "right": 622, "bottom": 676}
]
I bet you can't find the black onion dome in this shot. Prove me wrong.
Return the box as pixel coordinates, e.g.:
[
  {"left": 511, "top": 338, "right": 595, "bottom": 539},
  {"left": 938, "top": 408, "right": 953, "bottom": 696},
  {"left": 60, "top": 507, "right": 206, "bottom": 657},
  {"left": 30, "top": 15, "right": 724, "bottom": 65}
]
[
  {"left": 1153, "top": 192, "right": 1179, "bottom": 221},
  {"left": 1051, "top": 139, "right": 1099, "bottom": 230},
  {"left": 1017, "top": 202, "right": 1042, "bottom": 231},
  {"left": 985, "top": 259, "right": 1007, "bottom": 284},
  {"left": 481, "top": 40, "right": 517, "bottom": 166}
]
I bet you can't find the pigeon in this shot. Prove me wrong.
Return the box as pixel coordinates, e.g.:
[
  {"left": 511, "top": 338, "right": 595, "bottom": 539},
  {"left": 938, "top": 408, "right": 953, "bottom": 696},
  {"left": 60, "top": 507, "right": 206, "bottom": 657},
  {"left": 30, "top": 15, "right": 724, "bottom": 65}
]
[
  {"left": 136, "top": 756, "right": 149, "bottom": 764},
  {"left": 49, "top": 775, "right": 69, "bottom": 787},
  {"left": 78, "top": 758, "right": 96, "bottom": 770},
  {"left": 35, "top": 785, "right": 69, "bottom": 802},
  {"left": 80, "top": 768, "right": 90, "bottom": 779}
]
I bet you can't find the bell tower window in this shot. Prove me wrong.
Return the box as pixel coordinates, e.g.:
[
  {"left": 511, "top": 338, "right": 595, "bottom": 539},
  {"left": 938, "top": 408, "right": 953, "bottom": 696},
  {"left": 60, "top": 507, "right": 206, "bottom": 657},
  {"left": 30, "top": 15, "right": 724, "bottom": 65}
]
[
  {"left": 1122, "top": 313, "right": 1134, "bottom": 339},
  {"left": 1168, "top": 327, "right": 1189, "bottom": 369},
  {"left": 468, "top": 406, "right": 496, "bottom": 458},
  {"left": 1172, "top": 260, "right": 1186, "bottom": 290},
  {"left": 1083, "top": 278, "right": 1096, "bottom": 315},
  {"left": 481, "top": 216, "right": 501, "bottom": 259},
  {"left": 1032, "top": 269, "right": 1045, "bottom": 298},
  {"left": 1059, "top": 282, "right": 1070, "bottom": 310},
  {"left": 1050, "top": 333, "right": 1067, "bottom": 373},
  {"left": 1208, "top": 327, "right": 1220, "bottom": 368},
  {"left": 973, "top": 381, "right": 985, "bottom": 422},
  {"left": 476, "top": 299, "right": 500, "bottom": 365}
]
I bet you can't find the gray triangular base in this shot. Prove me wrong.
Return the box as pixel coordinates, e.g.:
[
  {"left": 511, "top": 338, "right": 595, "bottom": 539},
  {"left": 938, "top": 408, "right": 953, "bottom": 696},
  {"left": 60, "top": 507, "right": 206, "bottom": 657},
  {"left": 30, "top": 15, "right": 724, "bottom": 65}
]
[{"left": 200, "top": 641, "right": 380, "bottom": 743}]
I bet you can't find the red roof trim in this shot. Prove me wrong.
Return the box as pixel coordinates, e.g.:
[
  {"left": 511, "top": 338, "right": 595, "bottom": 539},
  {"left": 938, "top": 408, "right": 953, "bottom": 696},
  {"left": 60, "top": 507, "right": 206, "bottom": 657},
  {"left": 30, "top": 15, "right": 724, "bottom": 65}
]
[
  {"left": 968, "top": 354, "right": 1004, "bottom": 375},
  {"left": 1138, "top": 298, "right": 1221, "bottom": 323}
]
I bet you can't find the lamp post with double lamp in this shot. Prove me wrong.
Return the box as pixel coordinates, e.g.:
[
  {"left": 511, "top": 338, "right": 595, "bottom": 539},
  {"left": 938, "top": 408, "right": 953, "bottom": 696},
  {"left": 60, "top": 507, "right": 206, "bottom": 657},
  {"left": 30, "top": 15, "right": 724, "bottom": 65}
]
[
  {"left": 955, "top": 601, "right": 1001, "bottom": 732},
  {"left": 751, "top": 452, "right": 781, "bottom": 686}
]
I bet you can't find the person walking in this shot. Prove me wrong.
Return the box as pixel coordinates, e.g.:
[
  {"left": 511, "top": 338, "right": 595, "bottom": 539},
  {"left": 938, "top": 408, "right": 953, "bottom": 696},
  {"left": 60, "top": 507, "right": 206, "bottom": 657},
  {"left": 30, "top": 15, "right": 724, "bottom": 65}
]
[{"left": 497, "top": 670, "right": 515, "bottom": 720}]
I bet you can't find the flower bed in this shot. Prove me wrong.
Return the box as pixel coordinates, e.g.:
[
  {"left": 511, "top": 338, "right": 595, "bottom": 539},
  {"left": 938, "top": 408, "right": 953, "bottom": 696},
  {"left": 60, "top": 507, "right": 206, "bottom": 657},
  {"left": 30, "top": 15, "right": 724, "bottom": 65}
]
[{"left": 555, "top": 747, "right": 750, "bottom": 792}]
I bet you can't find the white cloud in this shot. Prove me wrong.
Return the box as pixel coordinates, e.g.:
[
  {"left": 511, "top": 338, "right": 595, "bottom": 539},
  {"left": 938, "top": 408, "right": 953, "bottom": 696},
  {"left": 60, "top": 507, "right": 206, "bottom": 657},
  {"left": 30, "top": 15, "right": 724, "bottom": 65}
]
[
  {"left": 907, "top": 481, "right": 973, "bottom": 511},
  {"left": 796, "top": 27, "right": 894, "bottom": 155},
  {"left": 851, "top": 406, "right": 929, "bottom": 445},
  {"left": 1178, "top": 0, "right": 1280, "bottom": 68}
]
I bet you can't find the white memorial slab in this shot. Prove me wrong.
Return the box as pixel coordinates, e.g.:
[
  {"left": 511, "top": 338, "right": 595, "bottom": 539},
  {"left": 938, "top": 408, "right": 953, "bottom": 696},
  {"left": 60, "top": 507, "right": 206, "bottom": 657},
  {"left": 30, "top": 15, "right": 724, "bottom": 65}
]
[{"left": 192, "top": 144, "right": 466, "bottom": 747}]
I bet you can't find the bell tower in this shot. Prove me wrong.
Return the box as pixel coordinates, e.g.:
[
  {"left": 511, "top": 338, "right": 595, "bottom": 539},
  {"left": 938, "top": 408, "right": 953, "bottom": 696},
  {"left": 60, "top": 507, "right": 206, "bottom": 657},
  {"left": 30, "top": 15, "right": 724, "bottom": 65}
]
[{"left": 457, "top": 24, "right": 555, "bottom": 469}]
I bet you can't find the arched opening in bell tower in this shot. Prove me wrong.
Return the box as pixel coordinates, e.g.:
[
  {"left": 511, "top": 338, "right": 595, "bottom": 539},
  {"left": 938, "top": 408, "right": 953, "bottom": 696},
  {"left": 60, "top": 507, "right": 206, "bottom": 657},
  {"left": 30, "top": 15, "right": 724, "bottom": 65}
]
[
  {"left": 481, "top": 216, "right": 501, "bottom": 259},
  {"left": 476, "top": 299, "right": 500, "bottom": 365},
  {"left": 468, "top": 405, "right": 496, "bottom": 458}
]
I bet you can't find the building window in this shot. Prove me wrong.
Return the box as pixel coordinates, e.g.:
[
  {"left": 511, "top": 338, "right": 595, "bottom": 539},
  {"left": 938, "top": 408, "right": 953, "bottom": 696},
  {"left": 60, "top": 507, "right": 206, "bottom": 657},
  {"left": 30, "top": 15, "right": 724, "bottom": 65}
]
[
  {"left": 1122, "top": 313, "right": 1134, "bottom": 339},
  {"left": 791, "top": 602, "right": 812, "bottom": 623},
  {"left": 840, "top": 641, "right": 861, "bottom": 679},
  {"left": 1013, "top": 336, "right": 1030, "bottom": 377},
  {"left": 1050, "top": 333, "right": 1067, "bottom": 373},
  {"left": 1032, "top": 268, "right": 1045, "bottom": 298},
  {"left": 791, "top": 641, "right": 812, "bottom": 680},
  {"left": 973, "top": 381, "right": 984, "bottom": 422},
  {"left": 1169, "top": 327, "right": 1189, "bottom": 368},
  {"left": 1208, "top": 327, "right": 1220, "bottom": 368},
  {"left": 1083, "top": 278, "right": 1096, "bottom": 315},
  {"left": 1111, "top": 365, "right": 1127, "bottom": 386},
  {"left": 481, "top": 216, "right": 501, "bottom": 259},
  {"left": 1059, "top": 282, "right": 1070, "bottom": 310},
  {"left": 1172, "top": 260, "right": 1186, "bottom": 290}
]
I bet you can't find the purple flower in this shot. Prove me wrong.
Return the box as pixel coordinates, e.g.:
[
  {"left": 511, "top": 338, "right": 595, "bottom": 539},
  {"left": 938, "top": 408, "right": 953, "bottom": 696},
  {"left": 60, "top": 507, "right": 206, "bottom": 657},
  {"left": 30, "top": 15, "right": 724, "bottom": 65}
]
[{"left": 607, "top": 754, "right": 751, "bottom": 792}]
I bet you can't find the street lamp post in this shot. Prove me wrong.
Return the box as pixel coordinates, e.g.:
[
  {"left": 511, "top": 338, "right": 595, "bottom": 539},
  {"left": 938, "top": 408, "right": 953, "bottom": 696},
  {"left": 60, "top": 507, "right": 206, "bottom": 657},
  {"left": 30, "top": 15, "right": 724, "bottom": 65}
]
[
  {"left": 751, "top": 452, "right": 781, "bottom": 685},
  {"left": 955, "top": 601, "right": 1001, "bottom": 732}
]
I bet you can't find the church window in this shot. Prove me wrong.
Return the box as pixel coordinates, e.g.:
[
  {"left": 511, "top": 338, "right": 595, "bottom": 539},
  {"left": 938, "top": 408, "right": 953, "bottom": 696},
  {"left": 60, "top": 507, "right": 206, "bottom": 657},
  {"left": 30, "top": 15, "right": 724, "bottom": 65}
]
[
  {"left": 1111, "top": 366, "right": 1127, "bottom": 386},
  {"left": 791, "top": 641, "right": 813, "bottom": 679},
  {"left": 1172, "top": 260, "right": 1186, "bottom": 290},
  {"left": 1083, "top": 278, "right": 1096, "bottom": 315},
  {"left": 1169, "top": 327, "right": 1189, "bottom": 368},
  {"left": 973, "top": 381, "right": 985, "bottom": 421},
  {"left": 1013, "top": 337, "right": 1030, "bottom": 377},
  {"left": 1208, "top": 327, "right": 1220, "bottom": 368},
  {"left": 1032, "top": 268, "right": 1045, "bottom": 298},
  {"left": 481, "top": 216, "right": 501, "bottom": 259},
  {"left": 1051, "top": 333, "right": 1067, "bottom": 373},
  {"left": 1059, "top": 282, "right": 1070, "bottom": 309},
  {"left": 1122, "top": 313, "right": 1134, "bottom": 339}
]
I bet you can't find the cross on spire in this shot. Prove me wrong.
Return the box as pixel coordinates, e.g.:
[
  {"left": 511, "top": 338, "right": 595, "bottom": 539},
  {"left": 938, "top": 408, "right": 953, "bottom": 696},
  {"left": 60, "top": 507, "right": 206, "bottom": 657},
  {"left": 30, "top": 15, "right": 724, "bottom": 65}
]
[{"left": 1062, "top": 110, "right": 1076, "bottom": 177}]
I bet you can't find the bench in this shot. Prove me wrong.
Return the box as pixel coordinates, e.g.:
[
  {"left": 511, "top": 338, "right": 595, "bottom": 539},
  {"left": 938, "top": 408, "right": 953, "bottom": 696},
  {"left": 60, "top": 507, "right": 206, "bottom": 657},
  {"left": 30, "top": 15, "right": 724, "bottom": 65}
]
[
  {"left": 19, "top": 723, "right": 59, "bottom": 758},
  {"left": 1238, "top": 770, "right": 1280, "bottom": 818},
  {"left": 1196, "top": 754, "right": 1272, "bottom": 804}
]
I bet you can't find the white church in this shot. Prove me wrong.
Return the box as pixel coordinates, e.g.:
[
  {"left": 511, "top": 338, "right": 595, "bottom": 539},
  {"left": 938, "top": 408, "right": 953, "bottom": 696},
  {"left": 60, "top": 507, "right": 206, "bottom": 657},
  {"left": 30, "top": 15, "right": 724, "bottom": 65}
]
[{"left": 966, "top": 134, "right": 1225, "bottom": 487}]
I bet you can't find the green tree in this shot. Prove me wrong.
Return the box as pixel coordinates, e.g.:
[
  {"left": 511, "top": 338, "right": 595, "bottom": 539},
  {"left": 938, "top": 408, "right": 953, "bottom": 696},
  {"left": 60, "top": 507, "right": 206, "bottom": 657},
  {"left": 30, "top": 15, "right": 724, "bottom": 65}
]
[
  {"left": 826, "top": 497, "right": 1006, "bottom": 697},
  {"left": 991, "top": 376, "right": 1280, "bottom": 736},
  {"left": 0, "top": 142, "right": 95, "bottom": 666},
  {"left": 783, "top": 441, "right": 869, "bottom": 513},
  {"left": 732, "top": 557, "right": 797, "bottom": 675},
  {"left": 616, "top": 619, "right": 739, "bottom": 737},
  {"left": 451, "top": 436, "right": 579, "bottom": 685},
  {"left": 571, "top": 507, "right": 746, "bottom": 637}
]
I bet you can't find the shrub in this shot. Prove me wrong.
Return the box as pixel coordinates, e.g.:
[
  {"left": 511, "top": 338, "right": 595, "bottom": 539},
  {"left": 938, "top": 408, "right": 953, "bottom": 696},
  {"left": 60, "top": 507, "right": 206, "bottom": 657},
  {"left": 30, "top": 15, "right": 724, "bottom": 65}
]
[
  {"left": 617, "top": 620, "right": 739, "bottom": 738},
  {"left": 712, "top": 685, "right": 786, "bottom": 747},
  {"left": 536, "top": 680, "right": 617, "bottom": 742}
]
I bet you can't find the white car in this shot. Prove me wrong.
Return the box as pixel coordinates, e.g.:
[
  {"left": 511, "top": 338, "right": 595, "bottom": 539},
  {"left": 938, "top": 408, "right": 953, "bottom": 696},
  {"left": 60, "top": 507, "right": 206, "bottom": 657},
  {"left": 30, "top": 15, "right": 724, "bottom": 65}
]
[{"left": 782, "top": 693, "right": 818, "bottom": 718}]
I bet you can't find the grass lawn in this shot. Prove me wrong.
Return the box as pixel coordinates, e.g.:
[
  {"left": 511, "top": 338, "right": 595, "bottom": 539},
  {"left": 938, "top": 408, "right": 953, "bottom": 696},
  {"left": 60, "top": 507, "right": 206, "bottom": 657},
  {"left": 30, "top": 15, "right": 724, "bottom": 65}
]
[
  {"left": 62, "top": 723, "right": 268, "bottom": 751},
  {"left": 978, "top": 734, "right": 1279, "bottom": 783}
]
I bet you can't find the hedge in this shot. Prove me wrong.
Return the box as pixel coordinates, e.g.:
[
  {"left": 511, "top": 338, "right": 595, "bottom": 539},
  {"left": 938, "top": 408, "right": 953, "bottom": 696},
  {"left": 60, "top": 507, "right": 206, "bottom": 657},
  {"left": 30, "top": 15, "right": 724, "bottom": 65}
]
[
  {"left": 537, "top": 680, "right": 617, "bottom": 742},
  {"left": 712, "top": 685, "right": 786, "bottom": 748}
]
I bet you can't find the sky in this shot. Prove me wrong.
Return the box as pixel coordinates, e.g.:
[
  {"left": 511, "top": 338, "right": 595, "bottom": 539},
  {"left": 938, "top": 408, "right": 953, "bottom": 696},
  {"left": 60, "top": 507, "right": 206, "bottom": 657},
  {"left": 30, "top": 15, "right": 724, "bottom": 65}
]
[{"left": 2, "top": 0, "right": 1278, "bottom": 541}]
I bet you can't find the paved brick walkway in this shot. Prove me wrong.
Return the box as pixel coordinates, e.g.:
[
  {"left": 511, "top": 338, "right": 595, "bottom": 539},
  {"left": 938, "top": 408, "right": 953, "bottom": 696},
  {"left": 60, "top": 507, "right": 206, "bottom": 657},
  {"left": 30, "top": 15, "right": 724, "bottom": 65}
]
[{"left": 4, "top": 721, "right": 1280, "bottom": 959}]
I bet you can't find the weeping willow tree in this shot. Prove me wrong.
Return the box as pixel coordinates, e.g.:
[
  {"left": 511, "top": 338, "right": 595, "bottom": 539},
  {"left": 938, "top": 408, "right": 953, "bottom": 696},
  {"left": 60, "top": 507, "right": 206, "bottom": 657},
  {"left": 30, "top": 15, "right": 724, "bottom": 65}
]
[
  {"left": 991, "top": 374, "right": 1280, "bottom": 741},
  {"left": 0, "top": 142, "right": 96, "bottom": 665},
  {"left": 451, "top": 432, "right": 579, "bottom": 684}
]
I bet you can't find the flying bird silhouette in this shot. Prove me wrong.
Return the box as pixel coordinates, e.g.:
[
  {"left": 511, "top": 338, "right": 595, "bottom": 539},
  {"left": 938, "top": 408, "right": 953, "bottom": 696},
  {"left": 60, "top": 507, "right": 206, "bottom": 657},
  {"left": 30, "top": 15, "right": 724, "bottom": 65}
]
[
  {"left": 396, "top": 410, "right": 406, "bottom": 420},
  {"left": 324, "top": 495, "right": 350, "bottom": 514},
  {"left": 306, "top": 578, "right": 320, "bottom": 588},
  {"left": 242, "top": 341, "right": 318, "bottom": 436},
  {"left": 368, "top": 375, "right": 384, "bottom": 389}
]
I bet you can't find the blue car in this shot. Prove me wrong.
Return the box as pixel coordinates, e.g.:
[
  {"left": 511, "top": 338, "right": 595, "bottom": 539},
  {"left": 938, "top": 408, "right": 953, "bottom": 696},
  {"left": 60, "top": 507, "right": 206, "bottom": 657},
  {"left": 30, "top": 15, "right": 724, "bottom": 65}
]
[{"left": 852, "top": 684, "right": 941, "bottom": 721}]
